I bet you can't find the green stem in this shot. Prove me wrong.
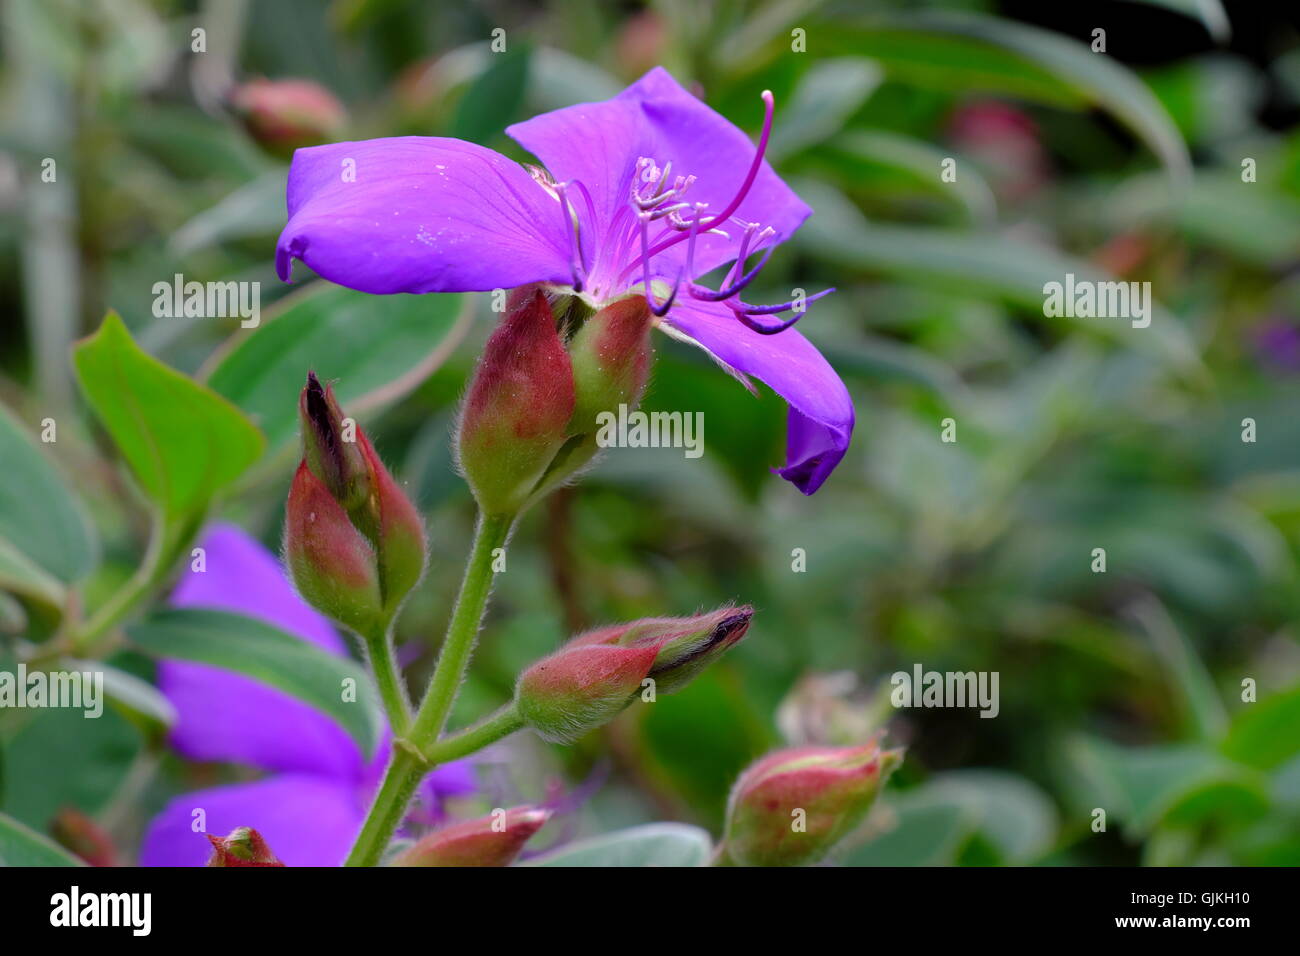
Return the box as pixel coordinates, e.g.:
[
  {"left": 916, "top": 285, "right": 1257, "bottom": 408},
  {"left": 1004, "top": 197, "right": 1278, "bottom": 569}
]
[
  {"left": 408, "top": 512, "right": 512, "bottom": 745},
  {"left": 424, "top": 703, "right": 523, "bottom": 764},
  {"left": 361, "top": 622, "right": 411, "bottom": 735},
  {"left": 71, "top": 512, "right": 188, "bottom": 655},
  {"left": 344, "top": 511, "right": 514, "bottom": 867}
]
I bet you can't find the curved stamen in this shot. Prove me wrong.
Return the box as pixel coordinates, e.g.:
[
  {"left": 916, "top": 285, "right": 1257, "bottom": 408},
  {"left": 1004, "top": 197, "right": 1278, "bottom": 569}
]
[
  {"left": 689, "top": 246, "right": 774, "bottom": 302},
  {"left": 730, "top": 286, "right": 835, "bottom": 318},
  {"left": 554, "top": 181, "right": 586, "bottom": 292},
  {"left": 732, "top": 310, "right": 807, "bottom": 335},
  {"left": 638, "top": 211, "right": 682, "bottom": 316},
  {"left": 617, "top": 89, "right": 776, "bottom": 286}
]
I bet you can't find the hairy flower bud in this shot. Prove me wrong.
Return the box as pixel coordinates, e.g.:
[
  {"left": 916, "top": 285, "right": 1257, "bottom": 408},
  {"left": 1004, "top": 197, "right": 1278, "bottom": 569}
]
[
  {"left": 721, "top": 741, "right": 902, "bottom": 867},
  {"left": 231, "top": 77, "right": 346, "bottom": 157},
  {"left": 567, "top": 294, "right": 654, "bottom": 435},
  {"left": 457, "top": 288, "right": 576, "bottom": 517},
  {"left": 390, "top": 806, "right": 550, "bottom": 867},
  {"left": 286, "top": 373, "right": 425, "bottom": 634},
  {"left": 516, "top": 606, "right": 752, "bottom": 742},
  {"left": 205, "top": 827, "right": 285, "bottom": 867}
]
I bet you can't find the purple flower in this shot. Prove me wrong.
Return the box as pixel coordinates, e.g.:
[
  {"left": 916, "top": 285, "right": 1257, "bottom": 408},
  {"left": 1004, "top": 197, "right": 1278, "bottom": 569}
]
[
  {"left": 276, "top": 67, "right": 853, "bottom": 494},
  {"left": 140, "top": 524, "right": 474, "bottom": 866}
]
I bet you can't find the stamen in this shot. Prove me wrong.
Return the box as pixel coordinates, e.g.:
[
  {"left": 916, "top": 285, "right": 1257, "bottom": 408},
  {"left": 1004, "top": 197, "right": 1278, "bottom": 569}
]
[
  {"left": 689, "top": 246, "right": 774, "bottom": 302},
  {"left": 554, "top": 181, "right": 586, "bottom": 292},
  {"left": 637, "top": 211, "right": 682, "bottom": 316},
  {"left": 729, "top": 287, "right": 836, "bottom": 327}
]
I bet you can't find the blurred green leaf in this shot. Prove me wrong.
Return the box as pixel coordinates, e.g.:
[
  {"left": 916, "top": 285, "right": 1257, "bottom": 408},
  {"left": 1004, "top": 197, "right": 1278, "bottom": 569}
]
[
  {"left": 205, "top": 285, "right": 471, "bottom": 453},
  {"left": 1223, "top": 687, "right": 1300, "bottom": 771},
  {"left": 170, "top": 170, "right": 288, "bottom": 257},
  {"left": 829, "top": 12, "right": 1190, "bottom": 179},
  {"left": 73, "top": 313, "right": 265, "bottom": 520},
  {"left": 825, "top": 130, "right": 997, "bottom": 226},
  {"left": 0, "top": 403, "right": 97, "bottom": 585},
  {"left": 127, "top": 608, "right": 383, "bottom": 758},
  {"left": 522, "top": 823, "right": 713, "bottom": 866},
  {"left": 453, "top": 43, "right": 532, "bottom": 144},
  {"left": 769, "top": 58, "right": 881, "bottom": 162},
  {"left": 0, "top": 536, "right": 66, "bottom": 606},
  {"left": 0, "top": 811, "right": 84, "bottom": 867},
  {"left": 795, "top": 180, "right": 1203, "bottom": 375}
]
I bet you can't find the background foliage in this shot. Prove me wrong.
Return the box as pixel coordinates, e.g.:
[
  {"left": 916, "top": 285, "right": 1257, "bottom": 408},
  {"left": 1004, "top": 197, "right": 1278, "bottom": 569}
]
[{"left": 2, "top": 0, "right": 1299, "bottom": 866}]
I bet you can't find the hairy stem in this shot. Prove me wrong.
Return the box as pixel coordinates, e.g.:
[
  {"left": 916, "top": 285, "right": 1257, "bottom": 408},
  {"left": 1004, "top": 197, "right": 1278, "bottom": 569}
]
[
  {"left": 361, "top": 621, "right": 412, "bottom": 735},
  {"left": 344, "top": 511, "right": 514, "bottom": 867}
]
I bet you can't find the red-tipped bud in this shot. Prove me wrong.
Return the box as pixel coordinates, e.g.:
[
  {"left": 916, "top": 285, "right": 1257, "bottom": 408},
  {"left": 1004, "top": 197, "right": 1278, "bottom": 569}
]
[
  {"left": 286, "top": 373, "right": 425, "bottom": 634},
  {"left": 457, "top": 288, "right": 576, "bottom": 517},
  {"left": 390, "top": 806, "right": 551, "bottom": 867},
  {"left": 230, "top": 77, "right": 346, "bottom": 157},
  {"left": 516, "top": 606, "right": 753, "bottom": 743},
  {"left": 205, "top": 827, "right": 285, "bottom": 867},
  {"left": 721, "top": 741, "right": 903, "bottom": 867},
  {"left": 567, "top": 294, "right": 654, "bottom": 435}
]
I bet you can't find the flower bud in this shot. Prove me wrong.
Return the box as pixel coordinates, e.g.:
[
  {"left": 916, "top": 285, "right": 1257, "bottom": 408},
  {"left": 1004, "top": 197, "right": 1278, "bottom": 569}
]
[
  {"left": 457, "top": 288, "right": 576, "bottom": 517},
  {"left": 390, "top": 806, "right": 550, "bottom": 867},
  {"left": 721, "top": 741, "right": 902, "bottom": 867},
  {"left": 230, "top": 77, "right": 346, "bottom": 158},
  {"left": 567, "top": 294, "right": 654, "bottom": 435},
  {"left": 286, "top": 373, "right": 425, "bottom": 634},
  {"left": 516, "top": 606, "right": 752, "bottom": 743},
  {"left": 205, "top": 827, "right": 285, "bottom": 867}
]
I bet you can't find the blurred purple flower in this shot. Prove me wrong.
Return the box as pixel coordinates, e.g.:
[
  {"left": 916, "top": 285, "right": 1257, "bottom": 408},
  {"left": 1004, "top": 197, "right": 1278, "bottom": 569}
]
[
  {"left": 1254, "top": 319, "right": 1300, "bottom": 374},
  {"left": 276, "top": 67, "right": 852, "bottom": 494},
  {"left": 140, "top": 524, "right": 474, "bottom": 867}
]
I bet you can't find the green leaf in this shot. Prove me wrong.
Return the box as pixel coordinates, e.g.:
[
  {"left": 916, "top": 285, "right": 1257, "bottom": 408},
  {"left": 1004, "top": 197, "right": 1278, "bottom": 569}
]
[
  {"left": 1130, "top": 597, "right": 1227, "bottom": 741},
  {"left": 825, "top": 12, "right": 1190, "bottom": 180},
  {"left": 768, "top": 59, "right": 882, "bottom": 162},
  {"left": 1065, "top": 737, "right": 1265, "bottom": 837},
  {"left": 73, "top": 312, "right": 264, "bottom": 520},
  {"left": 452, "top": 43, "right": 531, "bottom": 144},
  {"left": 0, "top": 812, "right": 85, "bottom": 867},
  {"left": 0, "top": 403, "right": 96, "bottom": 583},
  {"left": 826, "top": 130, "right": 997, "bottom": 226},
  {"left": 65, "top": 658, "right": 177, "bottom": 736},
  {"left": 206, "top": 284, "right": 471, "bottom": 453},
  {"left": 1223, "top": 687, "right": 1300, "bottom": 771},
  {"left": 127, "top": 608, "right": 383, "bottom": 757},
  {"left": 521, "top": 823, "right": 713, "bottom": 867},
  {"left": 794, "top": 179, "right": 1203, "bottom": 376},
  {"left": 0, "top": 536, "right": 65, "bottom": 606}
]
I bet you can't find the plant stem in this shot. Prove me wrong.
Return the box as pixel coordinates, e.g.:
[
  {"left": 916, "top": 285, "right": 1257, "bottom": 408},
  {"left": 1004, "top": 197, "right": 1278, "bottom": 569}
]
[
  {"left": 361, "top": 622, "right": 411, "bottom": 735},
  {"left": 344, "top": 511, "right": 514, "bottom": 867},
  {"left": 71, "top": 512, "right": 190, "bottom": 655},
  {"left": 424, "top": 703, "right": 523, "bottom": 764},
  {"left": 408, "top": 512, "right": 512, "bottom": 746}
]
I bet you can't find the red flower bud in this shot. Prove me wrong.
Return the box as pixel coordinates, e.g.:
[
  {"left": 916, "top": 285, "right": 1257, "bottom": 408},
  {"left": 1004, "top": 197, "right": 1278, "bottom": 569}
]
[
  {"left": 721, "top": 741, "right": 902, "bottom": 867},
  {"left": 205, "top": 827, "right": 285, "bottom": 867},
  {"left": 516, "top": 606, "right": 752, "bottom": 742},
  {"left": 230, "top": 77, "right": 346, "bottom": 158},
  {"left": 286, "top": 373, "right": 425, "bottom": 634},
  {"left": 390, "top": 806, "right": 550, "bottom": 867},
  {"left": 457, "top": 288, "right": 576, "bottom": 517}
]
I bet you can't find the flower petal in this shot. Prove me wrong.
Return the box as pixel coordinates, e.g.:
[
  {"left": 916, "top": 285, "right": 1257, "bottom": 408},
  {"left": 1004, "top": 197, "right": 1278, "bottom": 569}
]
[
  {"left": 661, "top": 299, "right": 853, "bottom": 494},
  {"left": 277, "top": 137, "right": 573, "bottom": 293},
  {"left": 507, "top": 68, "right": 810, "bottom": 282},
  {"left": 162, "top": 524, "right": 363, "bottom": 779},
  {"left": 140, "top": 774, "right": 365, "bottom": 867}
]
